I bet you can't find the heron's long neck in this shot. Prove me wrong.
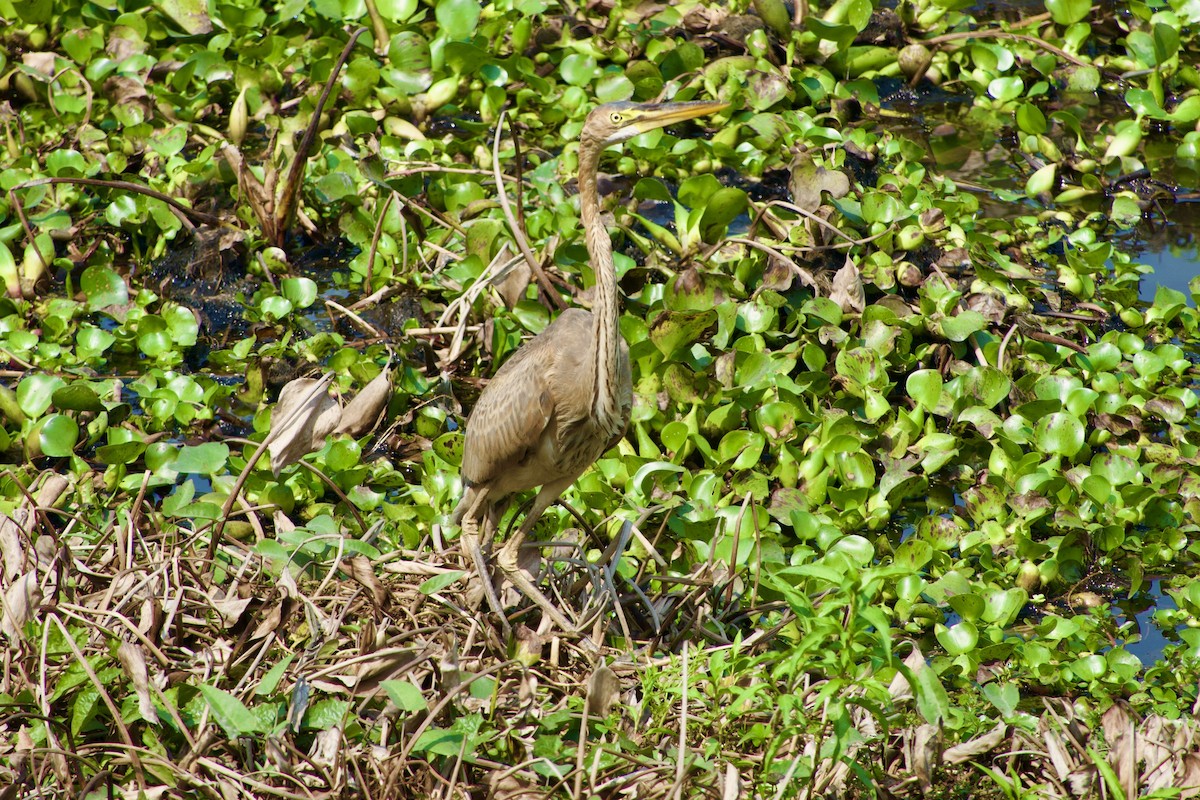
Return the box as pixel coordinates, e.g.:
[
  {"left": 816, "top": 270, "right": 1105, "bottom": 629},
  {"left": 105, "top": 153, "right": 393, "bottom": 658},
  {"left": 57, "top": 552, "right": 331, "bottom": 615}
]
[{"left": 578, "top": 142, "right": 624, "bottom": 435}]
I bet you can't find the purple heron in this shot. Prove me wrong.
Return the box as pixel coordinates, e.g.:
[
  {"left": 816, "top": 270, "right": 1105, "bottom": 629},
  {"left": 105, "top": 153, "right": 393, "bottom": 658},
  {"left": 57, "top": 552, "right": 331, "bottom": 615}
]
[{"left": 452, "top": 100, "right": 728, "bottom": 633}]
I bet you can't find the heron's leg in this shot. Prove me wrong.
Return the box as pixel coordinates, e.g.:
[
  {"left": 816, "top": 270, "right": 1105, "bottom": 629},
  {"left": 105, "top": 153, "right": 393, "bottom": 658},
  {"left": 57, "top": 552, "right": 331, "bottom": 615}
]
[
  {"left": 460, "top": 489, "right": 511, "bottom": 635},
  {"left": 495, "top": 479, "right": 577, "bottom": 632},
  {"left": 483, "top": 496, "right": 514, "bottom": 554}
]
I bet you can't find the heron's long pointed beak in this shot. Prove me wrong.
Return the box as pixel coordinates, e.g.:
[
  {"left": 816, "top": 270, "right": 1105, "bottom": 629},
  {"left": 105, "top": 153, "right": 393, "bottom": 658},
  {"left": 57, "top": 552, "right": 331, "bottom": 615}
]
[{"left": 629, "top": 100, "right": 729, "bottom": 134}]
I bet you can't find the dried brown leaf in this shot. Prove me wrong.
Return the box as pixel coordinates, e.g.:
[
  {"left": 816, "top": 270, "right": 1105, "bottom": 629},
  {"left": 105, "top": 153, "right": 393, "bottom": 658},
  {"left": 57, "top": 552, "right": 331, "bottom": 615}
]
[
  {"left": 267, "top": 736, "right": 292, "bottom": 776},
  {"left": 683, "top": 3, "right": 728, "bottom": 32},
  {"left": 222, "top": 144, "right": 274, "bottom": 236},
  {"left": 116, "top": 642, "right": 158, "bottom": 724},
  {"left": 309, "top": 724, "right": 343, "bottom": 771},
  {"left": 910, "top": 723, "right": 940, "bottom": 792},
  {"left": 35, "top": 474, "right": 69, "bottom": 508},
  {"left": 1102, "top": 702, "right": 1136, "bottom": 799},
  {"left": 944, "top": 721, "right": 1007, "bottom": 764},
  {"left": 335, "top": 364, "right": 394, "bottom": 437},
  {"left": 137, "top": 596, "right": 162, "bottom": 638},
  {"left": 1041, "top": 725, "right": 1075, "bottom": 780},
  {"left": 488, "top": 770, "right": 541, "bottom": 800},
  {"left": 1, "top": 572, "right": 41, "bottom": 641},
  {"left": 789, "top": 155, "right": 851, "bottom": 212},
  {"left": 341, "top": 555, "right": 391, "bottom": 610},
  {"left": 212, "top": 588, "right": 253, "bottom": 627},
  {"left": 493, "top": 246, "right": 532, "bottom": 310},
  {"left": 1065, "top": 765, "right": 1096, "bottom": 796},
  {"left": 276, "top": 567, "right": 299, "bottom": 600},
  {"left": 117, "top": 788, "right": 171, "bottom": 800},
  {"left": 964, "top": 292, "right": 1007, "bottom": 325},
  {"left": 249, "top": 601, "right": 286, "bottom": 641},
  {"left": 1180, "top": 753, "right": 1200, "bottom": 798},
  {"left": 829, "top": 256, "right": 864, "bottom": 314},
  {"left": 13, "top": 726, "right": 32, "bottom": 774},
  {"left": 273, "top": 510, "right": 297, "bottom": 535},
  {"left": 513, "top": 624, "right": 544, "bottom": 666},
  {"left": 267, "top": 374, "right": 341, "bottom": 476},
  {"left": 887, "top": 643, "right": 927, "bottom": 702},
  {"left": 1142, "top": 715, "right": 1175, "bottom": 794},
  {"left": 0, "top": 516, "right": 23, "bottom": 582},
  {"left": 21, "top": 52, "right": 57, "bottom": 77},
  {"left": 760, "top": 256, "right": 796, "bottom": 293},
  {"left": 586, "top": 665, "right": 620, "bottom": 718},
  {"left": 720, "top": 762, "right": 740, "bottom": 800},
  {"left": 382, "top": 559, "right": 458, "bottom": 577},
  {"left": 33, "top": 534, "right": 56, "bottom": 566}
]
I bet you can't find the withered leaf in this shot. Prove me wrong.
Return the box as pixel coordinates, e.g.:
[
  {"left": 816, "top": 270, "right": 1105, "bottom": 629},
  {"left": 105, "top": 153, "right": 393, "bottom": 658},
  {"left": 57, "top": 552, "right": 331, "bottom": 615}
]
[
  {"left": 267, "top": 374, "right": 341, "bottom": 476},
  {"left": 335, "top": 364, "right": 394, "bottom": 437},
  {"left": 829, "top": 256, "right": 865, "bottom": 314}
]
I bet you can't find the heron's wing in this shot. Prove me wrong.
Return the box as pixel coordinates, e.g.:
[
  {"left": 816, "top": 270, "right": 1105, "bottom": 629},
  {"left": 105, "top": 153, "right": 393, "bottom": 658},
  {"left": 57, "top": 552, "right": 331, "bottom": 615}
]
[{"left": 460, "top": 310, "right": 591, "bottom": 485}]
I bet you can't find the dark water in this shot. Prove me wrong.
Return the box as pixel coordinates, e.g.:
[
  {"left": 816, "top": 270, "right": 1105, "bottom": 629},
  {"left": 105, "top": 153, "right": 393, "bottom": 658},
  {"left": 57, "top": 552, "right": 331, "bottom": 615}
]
[{"left": 1136, "top": 246, "right": 1200, "bottom": 303}]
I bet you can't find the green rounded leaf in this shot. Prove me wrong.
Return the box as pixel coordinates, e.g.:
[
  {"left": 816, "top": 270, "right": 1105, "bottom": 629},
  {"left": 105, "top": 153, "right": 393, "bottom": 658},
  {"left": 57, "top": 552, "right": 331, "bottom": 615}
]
[
  {"left": 559, "top": 53, "right": 597, "bottom": 87},
  {"left": 281, "top": 277, "right": 319, "bottom": 309},
  {"left": 435, "top": 0, "right": 480, "bottom": 40},
  {"left": 172, "top": 442, "right": 230, "bottom": 475},
  {"left": 982, "top": 587, "right": 1028, "bottom": 626},
  {"left": 137, "top": 316, "right": 173, "bottom": 357},
  {"left": 38, "top": 414, "right": 80, "bottom": 458},
  {"left": 17, "top": 375, "right": 66, "bottom": 418},
  {"left": 935, "top": 620, "right": 979, "bottom": 655},
  {"left": 906, "top": 369, "right": 943, "bottom": 411},
  {"left": 1071, "top": 654, "right": 1107, "bottom": 681},
  {"left": 982, "top": 682, "right": 1020, "bottom": 716},
  {"left": 382, "top": 679, "right": 428, "bottom": 712},
  {"left": 961, "top": 367, "right": 1011, "bottom": 408},
  {"left": 387, "top": 31, "right": 433, "bottom": 93},
  {"left": 419, "top": 570, "right": 465, "bottom": 595},
  {"left": 81, "top": 265, "right": 128, "bottom": 311},
  {"left": 1034, "top": 412, "right": 1085, "bottom": 457},
  {"left": 96, "top": 440, "right": 147, "bottom": 465},
  {"left": 199, "top": 684, "right": 263, "bottom": 738},
  {"left": 948, "top": 593, "right": 985, "bottom": 622},
  {"left": 259, "top": 296, "right": 293, "bottom": 321},
  {"left": 987, "top": 76, "right": 1024, "bottom": 102},
  {"left": 700, "top": 187, "right": 749, "bottom": 240},
  {"left": 377, "top": 0, "right": 418, "bottom": 21},
  {"left": 1045, "top": 0, "right": 1090, "bottom": 25},
  {"left": 1025, "top": 163, "right": 1056, "bottom": 197},
  {"left": 829, "top": 534, "right": 874, "bottom": 565},
  {"left": 1081, "top": 474, "right": 1112, "bottom": 504},
  {"left": 938, "top": 310, "right": 986, "bottom": 342},
  {"left": 327, "top": 438, "right": 361, "bottom": 471},
  {"left": 432, "top": 432, "right": 464, "bottom": 466},
  {"left": 52, "top": 383, "right": 105, "bottom": 413},
  {"left": 1016, "top": 103, "right": 1047, "bottom": 134}
]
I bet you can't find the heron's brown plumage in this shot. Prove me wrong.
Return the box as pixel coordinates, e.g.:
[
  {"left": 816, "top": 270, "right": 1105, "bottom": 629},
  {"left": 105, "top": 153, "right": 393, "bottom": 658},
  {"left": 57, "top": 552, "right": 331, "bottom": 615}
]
[
  {"left": 454, "top": 309, "right": 631, "bottom": 507},
  {"left": 454, "top": 99, "right": 727, "bottom": 633}
]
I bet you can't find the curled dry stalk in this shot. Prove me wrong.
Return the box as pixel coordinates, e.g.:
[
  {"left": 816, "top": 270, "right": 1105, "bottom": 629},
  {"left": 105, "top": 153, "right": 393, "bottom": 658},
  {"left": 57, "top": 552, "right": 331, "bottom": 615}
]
[
  {"left": 492, "top": 108, "right": 563, "bottom": 310},
  {"left": 224, "top": 27, "right": 367, "bottom": 248}
]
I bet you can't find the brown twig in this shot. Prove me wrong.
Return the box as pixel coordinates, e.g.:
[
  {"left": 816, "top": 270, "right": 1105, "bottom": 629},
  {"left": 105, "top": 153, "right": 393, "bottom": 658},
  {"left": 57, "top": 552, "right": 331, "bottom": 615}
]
[
  {"left": 273, "top": 27, "right": 367, "bottom": 246},
  {"left": 1023, "top": 327, "right": 1089, "bottom": 354},
  {"left": 921, "top": 30, "right": 1099, "bottom": 71},
  {"left": 492, "top": 109, "right": 564, "bottom": 309}
]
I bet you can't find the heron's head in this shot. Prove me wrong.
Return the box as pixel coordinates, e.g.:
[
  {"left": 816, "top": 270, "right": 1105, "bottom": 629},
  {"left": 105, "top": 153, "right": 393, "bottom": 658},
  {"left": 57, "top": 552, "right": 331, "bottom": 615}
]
[{"left": 581, "top": 100, "right": 729, "bottom": 149}]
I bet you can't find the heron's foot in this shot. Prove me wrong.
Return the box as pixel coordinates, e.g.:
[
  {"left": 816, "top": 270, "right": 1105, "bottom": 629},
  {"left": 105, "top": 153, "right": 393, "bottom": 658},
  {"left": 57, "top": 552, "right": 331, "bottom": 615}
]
[{"left": 497, "top": 542, "right": 579, "bottom": 634}]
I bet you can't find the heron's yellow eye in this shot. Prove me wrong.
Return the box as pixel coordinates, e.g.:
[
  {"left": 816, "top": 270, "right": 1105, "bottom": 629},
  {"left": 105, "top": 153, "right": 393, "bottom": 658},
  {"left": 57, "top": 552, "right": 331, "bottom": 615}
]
[{"left": 609, "top": 111, "right": 622, "bottom": 124}]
